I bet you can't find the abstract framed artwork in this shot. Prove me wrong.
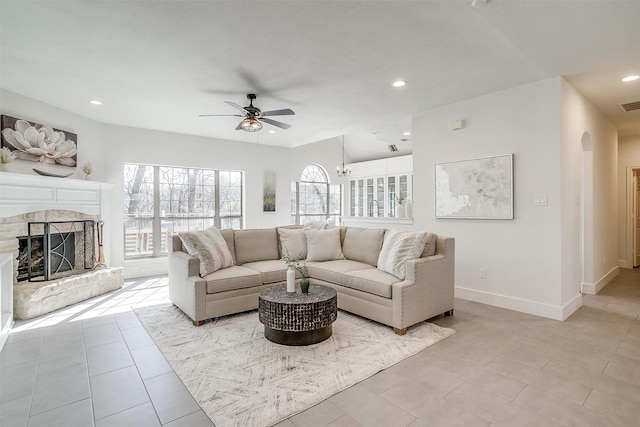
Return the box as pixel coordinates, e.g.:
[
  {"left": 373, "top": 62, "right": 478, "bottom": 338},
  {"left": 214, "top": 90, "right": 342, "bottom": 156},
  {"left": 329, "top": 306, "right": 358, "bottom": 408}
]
[
  {"left": 0, "top": 115, "right": 77, "bottom": 167},
  {"left": 435, "top": 154, "right": 513, "bottom": 219},
  {"left": 263, "top": 171, "right": 276, "bottom": 212}
]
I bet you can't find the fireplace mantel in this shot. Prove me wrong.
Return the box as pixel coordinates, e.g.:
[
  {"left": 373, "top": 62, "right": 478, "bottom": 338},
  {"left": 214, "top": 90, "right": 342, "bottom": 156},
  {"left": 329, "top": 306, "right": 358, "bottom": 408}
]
[{"left": 0, "top": 171, "right": 113, "bottom": 219}]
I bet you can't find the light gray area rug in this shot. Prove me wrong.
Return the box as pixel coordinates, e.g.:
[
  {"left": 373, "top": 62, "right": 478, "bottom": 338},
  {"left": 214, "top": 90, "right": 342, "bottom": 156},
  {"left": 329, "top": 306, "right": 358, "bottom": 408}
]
[{"left": 135, "top": 304, "right": 455, "bottom": 427}]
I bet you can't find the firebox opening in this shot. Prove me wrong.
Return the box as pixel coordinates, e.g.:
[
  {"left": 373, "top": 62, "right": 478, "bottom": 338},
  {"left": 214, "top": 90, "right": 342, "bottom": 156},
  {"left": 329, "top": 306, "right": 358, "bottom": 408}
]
[{"left": 17, "top": 220, "right": 96, "bottom": 282}]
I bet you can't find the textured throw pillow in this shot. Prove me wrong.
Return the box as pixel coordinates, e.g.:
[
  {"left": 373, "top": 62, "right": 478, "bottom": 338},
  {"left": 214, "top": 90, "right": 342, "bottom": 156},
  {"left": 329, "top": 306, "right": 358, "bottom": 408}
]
[
  {"left": 377, "top": 230, "right": 428, "bottom": 280},
  {"left": 303, "top": 221, "right": 328, "bottom": 230},
  {"left": 305, "top": 228, "right": 344, "bottom": 262},
  {"left": 278, "top": 228, "right": 307, "bottom": 260},
  {"left": 178, "top": 227, "right": 234, "bottom": 277},
  {"left": 421, "top": 232, "right": 438, "bottom": 257}
]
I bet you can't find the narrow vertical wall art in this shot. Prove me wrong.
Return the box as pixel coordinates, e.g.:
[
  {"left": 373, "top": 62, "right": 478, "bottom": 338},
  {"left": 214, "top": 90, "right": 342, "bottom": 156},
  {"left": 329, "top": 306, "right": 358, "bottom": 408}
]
[{"left": 263, "top": 171, "right": 276, "bottom": 212}]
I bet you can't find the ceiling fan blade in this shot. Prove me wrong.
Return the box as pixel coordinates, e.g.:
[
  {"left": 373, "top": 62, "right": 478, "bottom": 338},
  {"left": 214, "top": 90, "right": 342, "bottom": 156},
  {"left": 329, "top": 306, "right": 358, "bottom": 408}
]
[
  {"left": 235, "top": 122, "right": 244, "bottom": 131},
  {"left": 225, "top": 101, "right": 248, "bottom": 113},
  {"left": 260, "top": 117, "right": 292, "bottom": 130},
  {"left": 262, "top": 108, "right": 295, "bottom": 117},
  {"left": 198, "top": 114, "right": 243, "bottom": 117}
]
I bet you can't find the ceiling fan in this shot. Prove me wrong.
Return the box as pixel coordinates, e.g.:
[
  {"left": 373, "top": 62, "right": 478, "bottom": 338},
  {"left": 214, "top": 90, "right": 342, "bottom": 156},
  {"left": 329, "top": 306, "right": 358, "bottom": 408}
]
[{"left": 199, "top": 93, "right": 295, "bottom": 132}]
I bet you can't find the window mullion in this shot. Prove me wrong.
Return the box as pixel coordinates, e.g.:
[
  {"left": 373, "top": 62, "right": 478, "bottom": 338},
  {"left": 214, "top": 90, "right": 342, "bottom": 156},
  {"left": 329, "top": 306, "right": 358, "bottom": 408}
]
[
  {"left": 152, "top": 165, "right": 161, "bottom": 257},
  {"left": 214, "top": 170, "right": 221, "bottom": 229}
]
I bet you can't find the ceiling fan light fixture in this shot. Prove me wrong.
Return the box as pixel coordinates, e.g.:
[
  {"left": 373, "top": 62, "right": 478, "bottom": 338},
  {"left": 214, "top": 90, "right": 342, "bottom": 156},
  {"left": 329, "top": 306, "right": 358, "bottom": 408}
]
[{"left": 240, "top": 117, "right": 262, "bottom": 132}]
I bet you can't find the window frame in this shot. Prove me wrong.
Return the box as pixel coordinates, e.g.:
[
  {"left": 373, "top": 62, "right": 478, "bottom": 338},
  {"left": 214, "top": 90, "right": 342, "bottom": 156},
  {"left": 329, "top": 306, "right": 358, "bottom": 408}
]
[
  {"left": 292, "top": 164, "right": 342, "bottom": 225},
  {"left": 123, "top": 163, "right": 243, "bottom": 259}
]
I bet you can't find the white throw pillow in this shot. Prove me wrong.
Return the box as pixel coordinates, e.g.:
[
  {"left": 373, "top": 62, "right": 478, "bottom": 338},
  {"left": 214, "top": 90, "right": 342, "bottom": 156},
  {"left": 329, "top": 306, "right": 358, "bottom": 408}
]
[
  {"left": 178, "top": 227, "right": 234, "bottom": 277},
  {"left": 377, "top": 230, "right": 428, "bottom": 280},
  {"left": 305, "top": 228, "right": 344, "bottom": 262},
  {"left": 278, "top": 228, "right": 307, "bottom": 260}
]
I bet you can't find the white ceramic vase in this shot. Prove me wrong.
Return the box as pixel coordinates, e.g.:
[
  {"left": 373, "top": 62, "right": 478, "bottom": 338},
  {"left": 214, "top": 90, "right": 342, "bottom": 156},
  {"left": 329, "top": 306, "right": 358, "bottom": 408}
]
[
  {"left": 396, "top": 204, "right": 405, "bottom": 218},
  {"left": 286, "top": 268, "right": 296, "bottom": 293},
  {"left": 405, "top": 200, "right": 413, "bottom": 218}
]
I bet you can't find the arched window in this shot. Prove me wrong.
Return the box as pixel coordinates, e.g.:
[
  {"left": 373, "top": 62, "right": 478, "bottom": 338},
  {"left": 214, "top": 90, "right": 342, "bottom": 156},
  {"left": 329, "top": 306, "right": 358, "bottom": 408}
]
[{"left": 291, "top": 165, "right": 342, "bottom": 225}]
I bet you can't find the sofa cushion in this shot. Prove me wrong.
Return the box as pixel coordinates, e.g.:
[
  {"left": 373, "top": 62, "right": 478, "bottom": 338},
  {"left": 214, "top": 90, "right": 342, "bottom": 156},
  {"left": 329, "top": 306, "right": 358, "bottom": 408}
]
[
  {"left": 241, "top": 259, "right": 288, "bottom": 284},
  {"left": 234, "top": 228, "right": 279, "bottom": 265},
  {"left": 305, "top": 228, "right": 344, "bottom": 262},
  {"left": 420, "top": 232, "right": 438, "bottom": 257},
  {"left": 203, "top": 266, "right": 263, "bottom": 294},
  {"left": 341, "top": 269, "right": 400, "bottom": 299},
  {"left": 377, "top": 230, "right": 428, "bottom": 280},
  {"left": 342, "top": 227, "right": 386, "bottom": 266},
  {"left": 219, "top": 229, "right": 236, "bottom": 264},
  {"left": 178, "top": 227, "right": 234, "bottom": 277},
  {"left": 307, "top": 259, "right": 374, "bottom": 285},
  {"left": 277, "top": 228, "right": 307, "bottom": 260}
]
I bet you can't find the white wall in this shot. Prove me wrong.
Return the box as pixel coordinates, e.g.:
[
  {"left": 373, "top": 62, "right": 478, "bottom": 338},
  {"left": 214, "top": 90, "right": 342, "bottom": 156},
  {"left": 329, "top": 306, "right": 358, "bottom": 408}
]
[
  {"left": 0, "top": 90, "right": 106, "bottom": 180},
  {"left": 411, "top": 77, "right": 619, "bottom": 319},
  {"left": 412, "top": 78, "right": 567, "bottom": 319},
  {"left": 618, "top": 135, "right": 640, "bottom": 267},
  {"left": 560, "top": 79, "right": 618, "bottom": 299}
]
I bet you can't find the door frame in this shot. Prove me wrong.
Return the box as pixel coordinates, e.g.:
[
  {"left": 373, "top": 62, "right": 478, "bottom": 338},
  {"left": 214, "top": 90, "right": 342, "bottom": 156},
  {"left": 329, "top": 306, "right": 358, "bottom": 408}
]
[{"left": 626, "top": 166, "right": 640, "bottom": 268}]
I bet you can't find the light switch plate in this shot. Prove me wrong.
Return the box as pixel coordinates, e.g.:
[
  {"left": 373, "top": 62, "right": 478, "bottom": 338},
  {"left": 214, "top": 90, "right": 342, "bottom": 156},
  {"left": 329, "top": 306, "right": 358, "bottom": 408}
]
[{"left": 534, "top": 194, "right": 548, "bottom": 206}]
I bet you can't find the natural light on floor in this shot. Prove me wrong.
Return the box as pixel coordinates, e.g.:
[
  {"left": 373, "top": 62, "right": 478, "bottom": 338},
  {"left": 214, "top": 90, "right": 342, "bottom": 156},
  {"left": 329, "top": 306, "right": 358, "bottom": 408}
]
[{"left": 11, "top": 276, "right": 170, "bottom": 333}]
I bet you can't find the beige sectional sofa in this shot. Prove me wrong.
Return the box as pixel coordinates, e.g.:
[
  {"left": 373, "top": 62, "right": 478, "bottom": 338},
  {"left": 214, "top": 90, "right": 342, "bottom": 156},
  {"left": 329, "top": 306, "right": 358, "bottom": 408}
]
[{"left": 168, "top": 225, "right": 454, "bottom": 335}]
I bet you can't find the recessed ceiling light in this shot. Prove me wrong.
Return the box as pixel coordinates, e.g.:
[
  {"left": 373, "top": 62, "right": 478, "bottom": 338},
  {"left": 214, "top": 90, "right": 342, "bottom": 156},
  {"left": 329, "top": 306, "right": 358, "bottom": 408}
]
[
  {"left": 391, "top": 80, "right": 406, "bottom": 88},
  {"left": 402, "top": 132, "right": 411, "bottom": 136},
  {"left": 268, "top": 130, "right": 276, "bottom": 134},
  {"left": 622, "top": 75, "right": 639, "bottom": 82},
  {"left": 88, "top": 100, "right": 103, "bottom": 105}
]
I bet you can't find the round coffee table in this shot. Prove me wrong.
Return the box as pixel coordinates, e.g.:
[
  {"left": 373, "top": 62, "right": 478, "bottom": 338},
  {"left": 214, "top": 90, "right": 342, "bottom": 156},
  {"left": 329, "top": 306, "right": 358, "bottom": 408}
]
[{"left": 258, "top": 284, "right": 337, "bottom": 346}]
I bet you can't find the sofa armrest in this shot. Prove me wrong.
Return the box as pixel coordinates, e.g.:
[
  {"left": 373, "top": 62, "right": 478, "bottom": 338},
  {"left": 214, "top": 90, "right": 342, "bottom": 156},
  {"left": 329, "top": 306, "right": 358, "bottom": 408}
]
[
  {"left": 391, "top": 237, "right": 455, "bottom": 329},
  {"left": 168, "top": 250, "right": 207, "bottom": 322}
]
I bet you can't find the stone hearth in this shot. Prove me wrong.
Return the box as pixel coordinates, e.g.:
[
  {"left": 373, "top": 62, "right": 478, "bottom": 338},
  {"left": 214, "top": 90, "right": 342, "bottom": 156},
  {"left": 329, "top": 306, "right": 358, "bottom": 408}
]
[{"left": 14, "top": 266, "right": 123, "bottom": 319}]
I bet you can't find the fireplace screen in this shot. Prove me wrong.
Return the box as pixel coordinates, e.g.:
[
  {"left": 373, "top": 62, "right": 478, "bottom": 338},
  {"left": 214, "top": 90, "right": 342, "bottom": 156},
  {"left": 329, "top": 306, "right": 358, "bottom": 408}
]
[{"left": 17, "top": 220, "right": 96, "bottom": 282}]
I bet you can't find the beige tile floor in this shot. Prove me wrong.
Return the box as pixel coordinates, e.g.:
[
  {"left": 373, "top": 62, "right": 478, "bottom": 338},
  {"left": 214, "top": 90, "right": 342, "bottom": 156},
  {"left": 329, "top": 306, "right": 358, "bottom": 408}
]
[
  {"left": 280, "top": 267, "right": 640, "bottom": 427},
  {"left": 1, "top": 268, "right": 639, "bottom": 426}
]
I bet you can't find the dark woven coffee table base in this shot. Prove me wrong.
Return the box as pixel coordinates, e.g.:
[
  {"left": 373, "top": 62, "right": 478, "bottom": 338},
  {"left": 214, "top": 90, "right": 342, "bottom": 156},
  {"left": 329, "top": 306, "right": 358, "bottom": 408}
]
[{"left": 259, "top": 284, "right": 337, "bottom": 346}]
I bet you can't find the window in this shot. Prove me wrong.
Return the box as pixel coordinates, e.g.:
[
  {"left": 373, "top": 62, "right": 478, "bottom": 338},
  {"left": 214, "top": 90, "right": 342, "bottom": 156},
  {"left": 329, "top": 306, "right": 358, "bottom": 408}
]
[
  {"left": 291, "top": 165, "right": 342, "bottom": 225},
  {"left": 124, "top": 163, "right": 243, "bottom": 259},
  {"left": 349, "top": 173, "right": 412, "bottom": 217}
]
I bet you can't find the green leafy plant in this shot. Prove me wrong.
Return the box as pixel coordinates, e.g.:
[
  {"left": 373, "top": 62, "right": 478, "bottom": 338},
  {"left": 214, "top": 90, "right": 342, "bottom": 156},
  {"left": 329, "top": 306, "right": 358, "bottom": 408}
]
[
  {"left": 394, "top": 194, "right": 405, "bottom": 206},
  {"left": 281, "top": 248, "right": 308, "bottom": 278}
]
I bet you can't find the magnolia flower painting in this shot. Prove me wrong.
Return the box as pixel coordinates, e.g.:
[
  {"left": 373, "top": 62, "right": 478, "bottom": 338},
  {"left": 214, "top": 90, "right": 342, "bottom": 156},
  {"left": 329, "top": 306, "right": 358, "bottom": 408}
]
[{"left": 1, "top": 115, "right": 77, "bottom": 167}]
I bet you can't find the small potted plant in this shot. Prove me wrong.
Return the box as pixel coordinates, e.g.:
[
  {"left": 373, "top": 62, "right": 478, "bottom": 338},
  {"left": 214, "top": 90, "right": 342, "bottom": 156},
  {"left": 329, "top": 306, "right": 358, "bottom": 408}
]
[{"left": 281, "top": 250, "right": 310, "bottom": 293}]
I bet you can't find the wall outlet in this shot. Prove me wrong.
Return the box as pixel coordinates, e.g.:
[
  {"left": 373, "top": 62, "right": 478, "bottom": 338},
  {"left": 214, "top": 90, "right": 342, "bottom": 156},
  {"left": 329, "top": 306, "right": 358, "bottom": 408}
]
[{"left": 480, "top": 268, "right": 487, "bottom": 279}]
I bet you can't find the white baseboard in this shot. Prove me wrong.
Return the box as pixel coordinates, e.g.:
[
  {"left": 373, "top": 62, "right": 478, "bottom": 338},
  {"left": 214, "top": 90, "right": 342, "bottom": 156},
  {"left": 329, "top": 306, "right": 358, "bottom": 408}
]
[
  {"left": 454, "top": 286, "right": 582, "bottom": 321},
  {"left": 618, "top": 259, "right": 631, "bottom": 269},
  {"left": 123, "top": 258, "right": 168, "bottom": 279},
  {"left": 581, "top": 266, "right": 619, "bottom": 295}
]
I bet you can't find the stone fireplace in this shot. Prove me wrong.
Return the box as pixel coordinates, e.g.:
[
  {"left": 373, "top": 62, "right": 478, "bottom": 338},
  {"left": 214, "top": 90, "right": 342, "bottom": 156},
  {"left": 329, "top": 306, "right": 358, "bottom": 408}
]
[{"left": 0, "top": 172, "right": 123, "bottom": 348}]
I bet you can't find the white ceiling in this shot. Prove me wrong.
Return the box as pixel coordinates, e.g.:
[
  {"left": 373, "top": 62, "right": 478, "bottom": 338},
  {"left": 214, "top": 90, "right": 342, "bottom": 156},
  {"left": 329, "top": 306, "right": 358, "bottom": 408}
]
[{"left": 1, "top": 1, "right": 639, "bottom": 162}]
